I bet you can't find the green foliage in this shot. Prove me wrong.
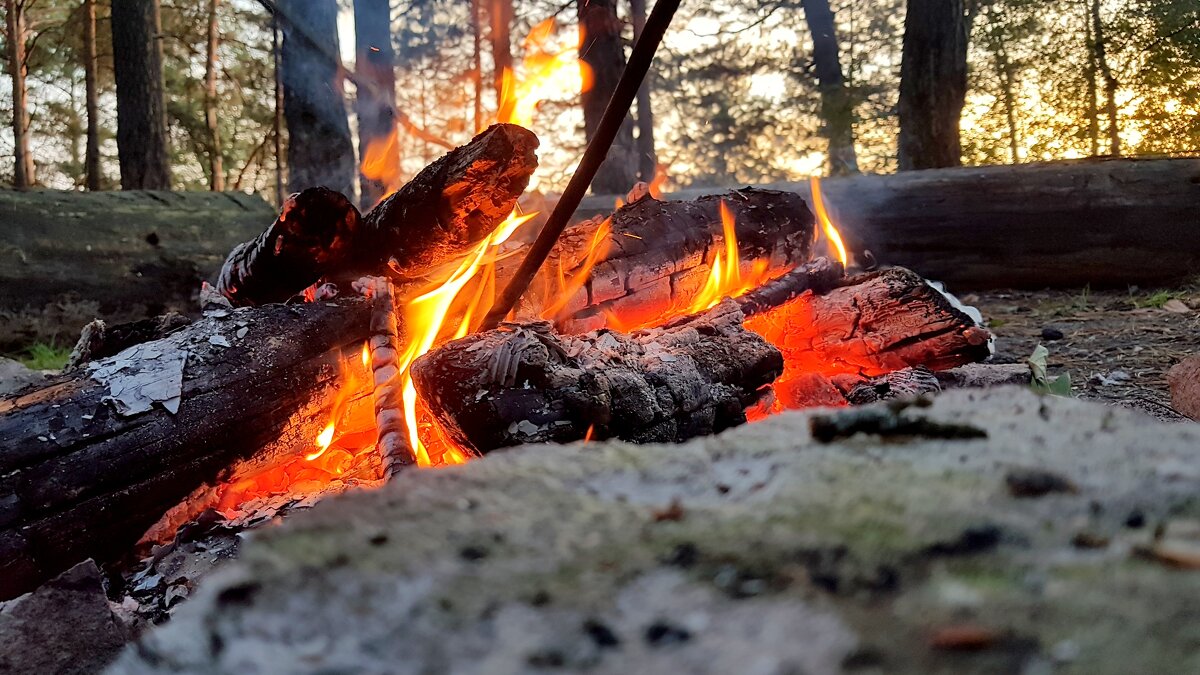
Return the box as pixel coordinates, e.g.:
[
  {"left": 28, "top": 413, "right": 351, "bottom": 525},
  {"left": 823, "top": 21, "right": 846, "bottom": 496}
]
[
  {"left": 1132, "top": 289, "right": 1184, "bottom": 309},
  {"left": 19, "top": 342, "right": 72, "bottom": 371},
  {"left": 1027, "top": 344, "right": 1072, "bottom": 397}
]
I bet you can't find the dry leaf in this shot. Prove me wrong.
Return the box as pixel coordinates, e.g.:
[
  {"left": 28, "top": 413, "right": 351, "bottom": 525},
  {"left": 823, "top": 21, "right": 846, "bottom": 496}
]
[
  {"left": 1162, "top": 299, "right": 1191, "bottom": 314},
  {"left": 929, "top": 624, "right": 999, "bottom": 651}
]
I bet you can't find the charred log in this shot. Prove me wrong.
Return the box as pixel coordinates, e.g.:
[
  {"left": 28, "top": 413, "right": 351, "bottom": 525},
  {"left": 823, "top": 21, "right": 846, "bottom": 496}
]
[
  {"left": 735, "top": 257, "right": 844, "bottom": 317},
  {"left": 411, "top": 299, "right": 782, "bottom": 454},
  {"left": 0, "top": 300, "right": 372, "bottom": 600},
  {"left": 505, "top": 187, "right": 818, "bottom": 332},
  {"left": 217, "top": 187, "right": 362, "bottom": 306},
  {"left": 216, "top": 124, "right": 539, "bottom": 306},
  {"left": 744, "top": 266, "right": 992, "bottom": 382},
  {"left": 359, "top": 122, "right": 538, "bottom": 282}
]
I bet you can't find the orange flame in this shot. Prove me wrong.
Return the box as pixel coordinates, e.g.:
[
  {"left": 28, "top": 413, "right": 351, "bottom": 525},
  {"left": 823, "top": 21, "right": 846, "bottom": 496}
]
[
  {"left": 810, "top": 176, "right": 848, "bottom": 268},
  {"left": 686, "top": 200, "right": 772, "bottom": 314},
  {"left": 540, "top": 216, "right": 612, "bottom": 320},
  {"left": 360, "top": 125, "right": 404, "bottom": 204},
  {"left": 497, "top": 18, "right": 592, "bottom": 128}
]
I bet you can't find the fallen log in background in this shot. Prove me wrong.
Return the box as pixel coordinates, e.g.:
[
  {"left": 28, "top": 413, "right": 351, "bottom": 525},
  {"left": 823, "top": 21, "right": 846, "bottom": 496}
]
[
  {"left": 501, "top": 187, "right": 818, "bottom": 333},
  {"left": 0, "top": 190, "right": 275, "bottom": 352},
  {"left": 216, "top": 123, "right": 539, "bottom": 306},
  {"left": 412, "top": 299, "right": 783, "bottom": 454},
  {"left": 0, "top": 300, "right": 372, "bottom": 601},
  {"left": 573, "top": 157, "right": 1200, "bottom": 289}
]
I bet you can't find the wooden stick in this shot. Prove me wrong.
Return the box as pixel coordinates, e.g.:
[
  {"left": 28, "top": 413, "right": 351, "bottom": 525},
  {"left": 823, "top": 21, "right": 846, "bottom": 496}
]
[
  {"left": 355, "top": 277, "right": 413, "bottom": 479},
  {"left": 735, "top": 257, "right": 845, "bottom": 317},
  {"left": 480, "top": 0, "right": 682, "bottom": 330}
]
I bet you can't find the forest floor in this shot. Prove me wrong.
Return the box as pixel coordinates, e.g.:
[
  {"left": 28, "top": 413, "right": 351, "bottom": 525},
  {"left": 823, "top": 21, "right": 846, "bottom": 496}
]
[{"left": 970, "top": 280, "right": 1200, "bottom": 421}]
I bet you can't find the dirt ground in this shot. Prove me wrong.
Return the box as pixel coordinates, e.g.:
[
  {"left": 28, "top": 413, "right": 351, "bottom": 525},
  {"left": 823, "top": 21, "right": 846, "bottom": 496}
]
[{"left": 968, "top": 280, "right": 1200, "bottom": 421}]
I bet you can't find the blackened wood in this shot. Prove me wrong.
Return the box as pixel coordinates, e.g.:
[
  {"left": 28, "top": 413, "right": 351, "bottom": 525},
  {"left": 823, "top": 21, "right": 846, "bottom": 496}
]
[
  {"left": 0, "top": 300, "right": 371, "bottom": 601},
  {"left": 214, "top": 124, "right": 538, "bottom": 306},
  {"left": 505, "top": 188, "right": 818, "bottom": 333},
  {"left": 361, "top": 123, "right": 539, "bottom": 281},
  {"left": 736, "top": 257, "right": 844, "bottom": 317},
  {"left": 744, "top": 267, "right": 992, "bottom": 379},
  {"left": 413, "top": 299, "right": 781, "bottom": 454},
  {"left": 217, "top": 187, "right": 362, "bottom": 305},
  {"left": 572, "top": 158, "right": 1200, "bottom": 289}
]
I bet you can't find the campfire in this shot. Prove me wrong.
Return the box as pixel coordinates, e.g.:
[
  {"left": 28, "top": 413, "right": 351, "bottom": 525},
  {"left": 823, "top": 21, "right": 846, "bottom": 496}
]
[{"left": 0, "top": 8, "right": 992, "bottom": 605}]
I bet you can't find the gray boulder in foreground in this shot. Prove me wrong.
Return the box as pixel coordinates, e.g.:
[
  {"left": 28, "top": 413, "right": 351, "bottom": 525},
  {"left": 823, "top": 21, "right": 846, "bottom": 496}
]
[{"left": 110, "top": 387, "right": 1200, "bottom": 675}]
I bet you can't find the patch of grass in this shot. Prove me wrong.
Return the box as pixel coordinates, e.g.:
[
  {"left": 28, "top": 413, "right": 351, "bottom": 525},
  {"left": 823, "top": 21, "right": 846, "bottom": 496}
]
[
  {"left": 1070, "top": 285, "right": 1091, "bottom": 312},
  {"left": 1131, "top": 289, "right": 1184, "bottom": 309},
  {"left": 18, "top": 342, "right": 72, "bottom": 370}
]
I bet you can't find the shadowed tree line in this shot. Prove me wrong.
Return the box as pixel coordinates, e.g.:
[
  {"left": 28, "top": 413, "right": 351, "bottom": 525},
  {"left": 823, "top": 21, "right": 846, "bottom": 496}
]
[{"left": 2, "top": 0, "right": 1197, "bottom": 199}]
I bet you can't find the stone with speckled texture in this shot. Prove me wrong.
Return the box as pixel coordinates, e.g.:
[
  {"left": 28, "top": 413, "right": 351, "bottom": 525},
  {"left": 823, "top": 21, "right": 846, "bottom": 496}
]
[{"left": 109, "top": 387, "right": 1200, "bottom": 675}]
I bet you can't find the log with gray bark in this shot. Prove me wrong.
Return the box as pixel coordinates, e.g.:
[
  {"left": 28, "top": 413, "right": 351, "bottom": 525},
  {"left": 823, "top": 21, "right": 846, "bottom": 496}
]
[
  {"left": 0, "top": 300, "right": 372, "bottom": 601},
  {"left": 411, "top": 299, "right": 784, "bottom": 454},
  {"left": 573, "top": 157, "right": 1200, "bottom": 288},
  {"left": 216, "top": 123, "right": 540, "bottom": 306}
]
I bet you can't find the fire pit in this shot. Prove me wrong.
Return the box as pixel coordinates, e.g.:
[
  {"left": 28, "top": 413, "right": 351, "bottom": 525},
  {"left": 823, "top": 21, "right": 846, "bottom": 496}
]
[{"left": 0, "top": 115, "right": 1001, "bottom": 608}]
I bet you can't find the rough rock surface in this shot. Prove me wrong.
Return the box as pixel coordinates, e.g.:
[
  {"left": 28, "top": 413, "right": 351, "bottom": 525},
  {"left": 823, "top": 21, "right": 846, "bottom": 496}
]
[
  {"left": 0, "top": 357, "right": 52, "bottom": 396},
  {"left": 111, "top": 388, "right": 1200, "bottom": 674},
  {"left": 1167, "top": 355, "right": 1200, "bottom": 421},
  {"left": 1, "top": 560, "right": 130, "bottom": 674}
]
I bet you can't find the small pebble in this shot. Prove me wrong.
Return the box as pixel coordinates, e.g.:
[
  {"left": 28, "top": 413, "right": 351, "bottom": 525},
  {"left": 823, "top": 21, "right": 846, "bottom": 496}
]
[
  {"left": 1041, "top": 327, "right": 1064, "bottom": 341},
  {"left": 644, "top": 621, "right": 691, "bottom": 646}
]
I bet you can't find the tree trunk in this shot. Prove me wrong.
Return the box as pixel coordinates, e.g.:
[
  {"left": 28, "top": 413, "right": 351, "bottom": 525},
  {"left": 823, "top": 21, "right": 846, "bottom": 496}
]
[
  {"left": 801, "top": 0, "right": 859, "bottom": 175},
  {"left": 272, "top": 14, "right": 284, "bottom": 205},
  {"left": 205, "top": 0, "right": 225, "bottom": 191},
  {"left": 83, "top": 0, "right": 102, "bottom": 191},
  {"left": 1083, "top": 2, "right": 1100, "bottom": 157},
  {"left": 111, "top": 0, "right": 172, "bottom": 190},
  {"left": 279, "top": 0, "right": 356, "bottom": 197},
  {"left": 897, "top": 0, "right": 967, "bottom": 170},
  {"left": 353, "top": 0, "right": 399, "bottom": 208},
  {"left": 6, "top": 0, "right": 34, "bottom": 189},
  {"left": 578, "top": 0, "right": 638, "bottom": 194},
  {"left": 629, "top": 0, "right": 657, "bottom": 182},
  {"left": 0, "top": 300, "right": 374, "bottom": 601},
  {"left": 996, "top": 45, "right": 1020, "bottom": 163},
  {"left": 488, "top": 0, "right": 513, "bottom": 103},
  {"left": 471, "top": 0, "right": 484, "bottom": 133},
  {"left": 1090, "top": 0, "right": 1120, "bottom": 156}
]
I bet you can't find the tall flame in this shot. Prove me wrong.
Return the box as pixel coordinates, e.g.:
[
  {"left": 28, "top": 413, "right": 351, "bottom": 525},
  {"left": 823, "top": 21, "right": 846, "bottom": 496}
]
[
  {"left": 686, "top": 200, "right": 772, "bottom": 314},
  {"left": 497, "top": 18, "right": 593, "bottom": 128},
  {"left": 360, "top": 125, "right": 404, "bottom": 204},
  {"left": 810, "top": 176, "right": 848, "bottom": 268}
]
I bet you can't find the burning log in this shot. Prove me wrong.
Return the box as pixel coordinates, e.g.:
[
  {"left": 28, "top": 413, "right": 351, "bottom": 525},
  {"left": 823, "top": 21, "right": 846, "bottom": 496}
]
[
  {"left": 216, "top": 123, "right": 539, "bottom": 305},
  {"left": 411, "top": 299, "right": 783, "bottom": 454},
  {"left": 414, "top": 261, "right": 991, "bottom": 452},
  {"left": 743, "top": 267, "right": 993, "bottom": 378},
  {"left": 217, "top": 187, "right": 362, "bottom": 306},
  {"left": 573, "top": 157, "right": 1200, "bottom": 289},
  {"left": 503, "top": 188, "right": 818, "bottom": 332},
  {"left": 0, "top": 300, "right": 371, "bottom": 600}
]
